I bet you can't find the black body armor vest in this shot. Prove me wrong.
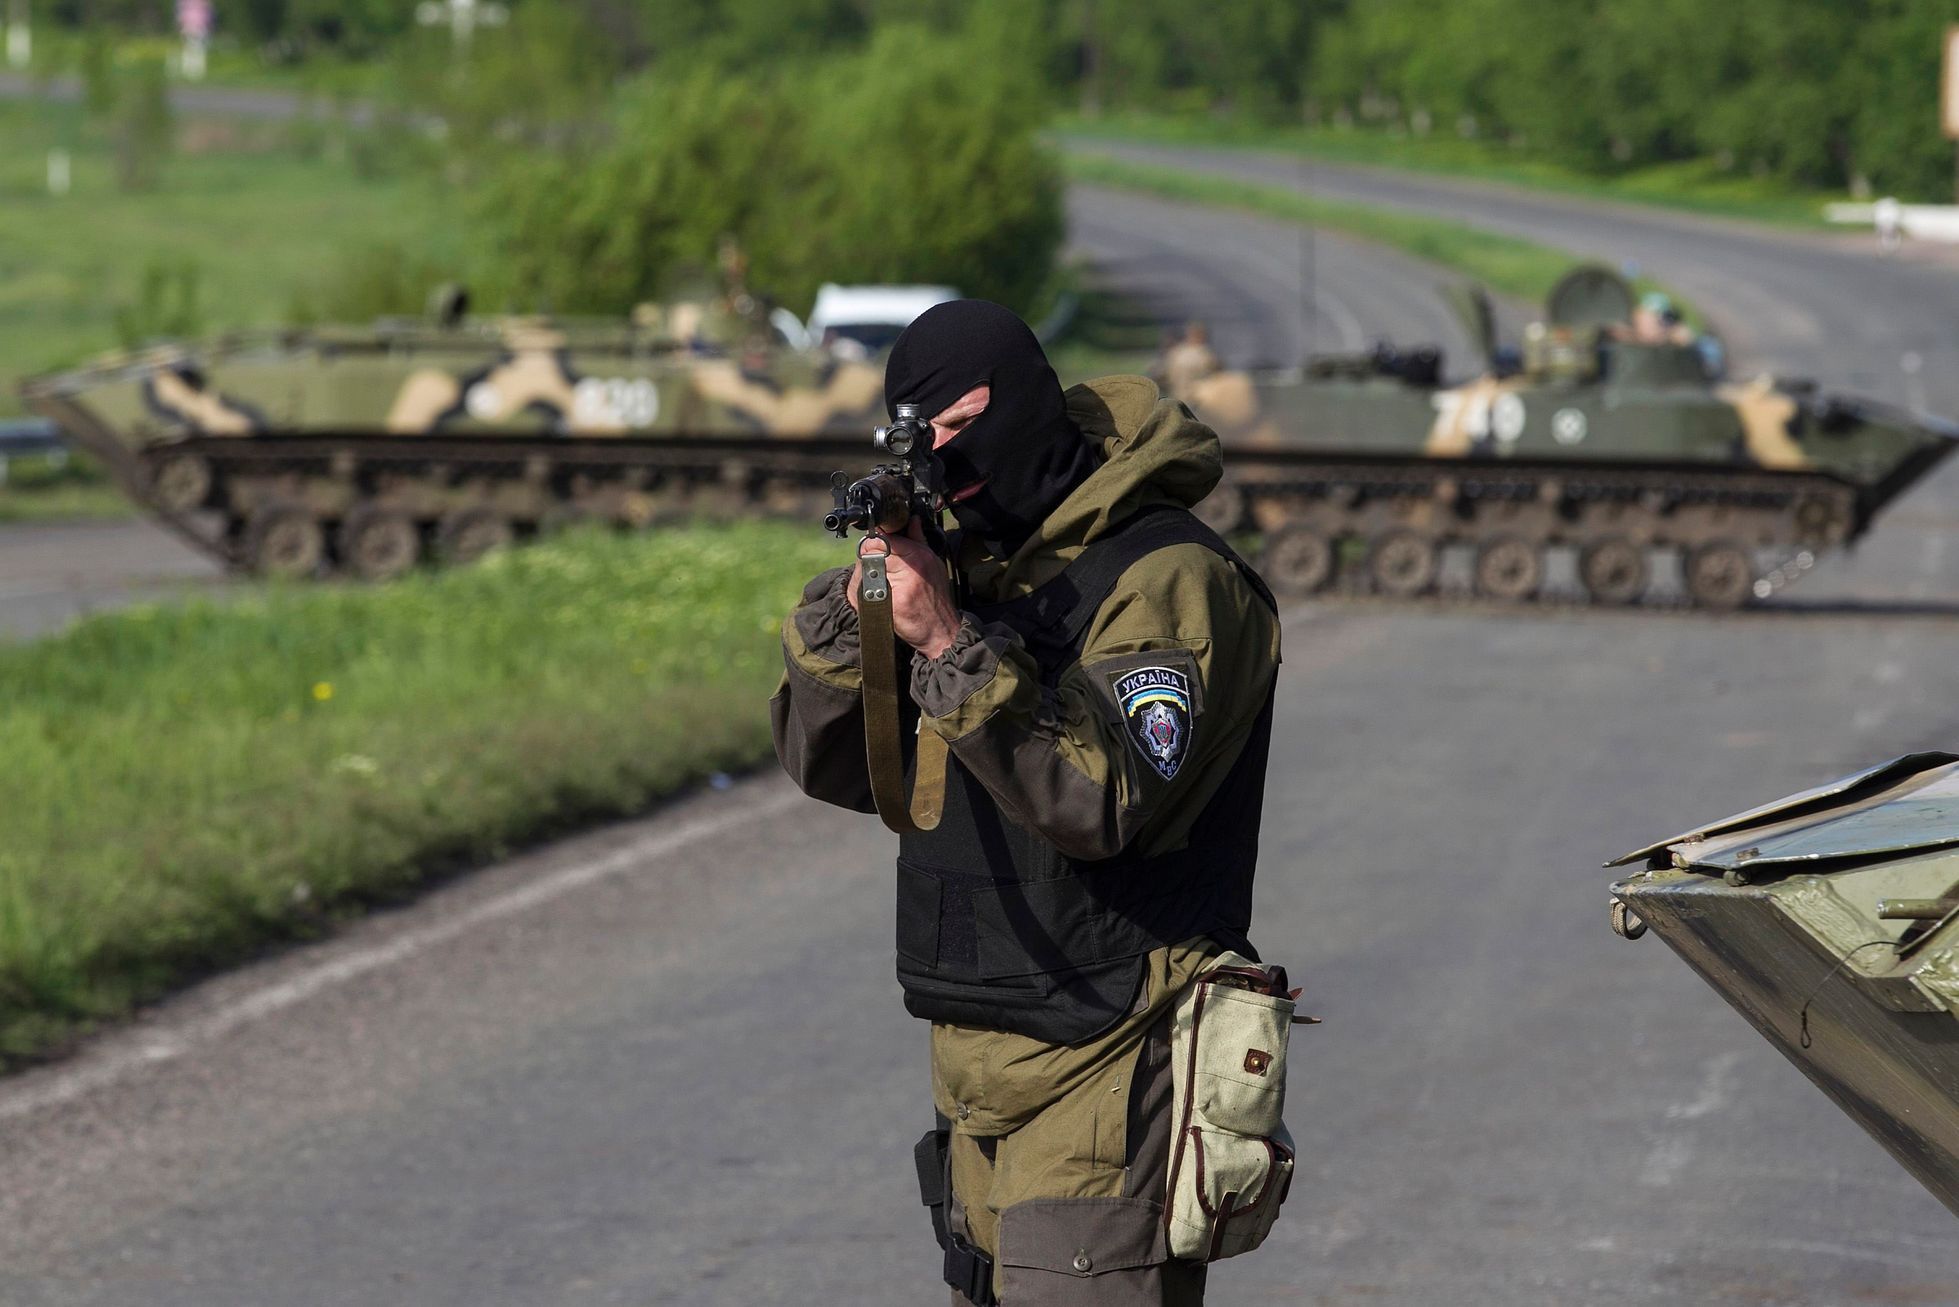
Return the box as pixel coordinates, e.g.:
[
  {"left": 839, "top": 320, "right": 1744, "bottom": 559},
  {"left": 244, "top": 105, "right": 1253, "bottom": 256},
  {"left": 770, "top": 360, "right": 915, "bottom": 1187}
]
[{"left": 894, "top": 505, "right": 1278, "bottom": 1045}]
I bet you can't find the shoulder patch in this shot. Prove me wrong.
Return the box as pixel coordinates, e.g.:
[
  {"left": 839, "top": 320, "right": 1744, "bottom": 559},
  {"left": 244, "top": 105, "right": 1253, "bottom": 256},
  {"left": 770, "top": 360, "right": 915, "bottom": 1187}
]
[{"left": 1110, "top": 663, "right": 1194, "bottom": 781}]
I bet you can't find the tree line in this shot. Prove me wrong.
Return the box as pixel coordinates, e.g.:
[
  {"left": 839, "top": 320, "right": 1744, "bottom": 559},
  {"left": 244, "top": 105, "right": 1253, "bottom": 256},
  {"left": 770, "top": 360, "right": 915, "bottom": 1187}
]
[
  {"left": 60, "top": 1, "right": 1959, "bottom": 199},
  {"left": 1308, "top": 1, "right": 1959, "bottom": 200},
  {"left": 319, "top": 3, "right": 1063, "bottom": 319}
]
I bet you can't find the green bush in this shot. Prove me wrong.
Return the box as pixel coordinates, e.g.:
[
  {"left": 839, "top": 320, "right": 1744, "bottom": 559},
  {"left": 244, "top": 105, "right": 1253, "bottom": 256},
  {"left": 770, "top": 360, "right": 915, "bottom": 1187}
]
[
  {"left": 474, "top": 19, "right": 1063, "bottom": 316},
  {"left": 1307, "top": 0, "right": 1959, "bottom": 200},
  {"left": 113, "top": 259, "right": 203, "bottom": 348},
  {"left": 383, "top": 5, "right": 624, "bottom": 171},
  {"left": 292, "top": 241, "right": 463, "bottom": 324}
]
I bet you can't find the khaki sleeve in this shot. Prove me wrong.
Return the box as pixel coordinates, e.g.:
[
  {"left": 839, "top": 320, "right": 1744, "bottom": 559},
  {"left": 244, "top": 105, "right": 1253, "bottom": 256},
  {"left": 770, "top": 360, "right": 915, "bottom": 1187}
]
[
  {"left": 770, "top": 567, "right": 876, "bottom": 813},
  {"left": 910, "top": 544, "right": 1279, "bottom": 860}
]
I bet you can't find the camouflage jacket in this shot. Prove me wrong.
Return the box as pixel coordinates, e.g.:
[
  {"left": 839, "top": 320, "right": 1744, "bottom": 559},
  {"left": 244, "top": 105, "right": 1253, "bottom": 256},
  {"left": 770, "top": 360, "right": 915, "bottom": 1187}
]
[{"left": 770, "top": 374, "right": 1281, "bottom": 866}]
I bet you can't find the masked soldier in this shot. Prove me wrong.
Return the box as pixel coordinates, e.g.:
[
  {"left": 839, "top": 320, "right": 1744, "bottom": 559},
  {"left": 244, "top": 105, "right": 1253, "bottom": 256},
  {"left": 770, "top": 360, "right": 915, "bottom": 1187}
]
[{"left": 772, "top": 301, "right": 1282, "bottom": 1305}]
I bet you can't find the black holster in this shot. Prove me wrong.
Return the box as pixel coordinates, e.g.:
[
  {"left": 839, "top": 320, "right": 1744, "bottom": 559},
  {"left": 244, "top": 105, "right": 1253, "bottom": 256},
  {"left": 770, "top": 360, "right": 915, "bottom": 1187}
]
[{"left": 914, "top": 1116, "right": 996, "bottom": 1306}]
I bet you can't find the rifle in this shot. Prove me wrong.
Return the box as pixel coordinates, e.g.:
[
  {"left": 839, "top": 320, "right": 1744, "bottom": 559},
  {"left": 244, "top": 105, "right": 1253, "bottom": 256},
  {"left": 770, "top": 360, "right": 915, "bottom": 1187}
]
[
  {"left": 821, "top": 402, "right": 949, "bottom": 835},
  {"left": 823, "top": 403, "right": 949, "bottom": 554}
]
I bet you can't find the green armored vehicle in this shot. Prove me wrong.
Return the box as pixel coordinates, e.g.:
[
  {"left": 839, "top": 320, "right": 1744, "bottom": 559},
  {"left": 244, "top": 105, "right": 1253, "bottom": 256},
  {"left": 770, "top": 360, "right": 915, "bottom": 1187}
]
[
  {"left": 1609, "top": 753, "right": 1959, "bottom": 1215},
  {"left": 1171, "top": 266, "right": 1959, "bottom": 607},
  {"left": 19, "top": 293, "right": 907, "bottom": 579}
]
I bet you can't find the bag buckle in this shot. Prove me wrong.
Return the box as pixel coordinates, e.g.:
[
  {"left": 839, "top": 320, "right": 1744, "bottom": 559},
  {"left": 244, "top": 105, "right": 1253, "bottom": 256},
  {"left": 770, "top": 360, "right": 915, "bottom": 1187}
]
[{"left": 944, "top": 1231, "right": 997, "bottom": 1306}]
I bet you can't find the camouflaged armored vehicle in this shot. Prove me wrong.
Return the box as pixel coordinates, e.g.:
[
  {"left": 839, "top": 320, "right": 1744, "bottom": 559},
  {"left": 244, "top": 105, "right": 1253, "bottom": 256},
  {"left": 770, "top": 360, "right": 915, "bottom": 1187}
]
[
  {"left": 19, "top": 294, "right": 896, "bottom": 579},
  {"left": 1170, "top": 266, "right": 1959, "bottom": 608},
  {"left": 1609, "top": 753, "right": 1959, "bottom": 1216}
]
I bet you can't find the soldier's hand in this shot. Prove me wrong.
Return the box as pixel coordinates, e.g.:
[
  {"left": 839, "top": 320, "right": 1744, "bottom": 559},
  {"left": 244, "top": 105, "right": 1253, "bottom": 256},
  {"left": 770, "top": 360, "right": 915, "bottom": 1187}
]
[{"left": 847, "top": 518, "right": 962, "bottom": 660}]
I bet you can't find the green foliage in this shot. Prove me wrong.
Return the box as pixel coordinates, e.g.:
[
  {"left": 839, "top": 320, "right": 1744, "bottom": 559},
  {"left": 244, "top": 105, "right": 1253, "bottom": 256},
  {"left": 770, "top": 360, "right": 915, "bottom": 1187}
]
[
  {"left": 34, "top": 2, "right": 1959, "bottom": 201},
  {"left": 0, "top": 97, "right": 458, "bottom": 418},
  {"left": 1305, "top": 0, "right": 1959, "bottom": 199},
  {"left": 78, "top": 28, "right": 116, "bottom": 117},
  {"left": 635, "top": 0, "right": 869, "bottom": 66},
  {"left": 0, "top": 522, "right": 843, "bottom": 1064},
  {"left": 474, "top": 68, "right": 794, "bottom": 313},
  {"left": 112, "top": 259, "right": 203, "bottom": 348},
  {"left": 382, "top": 4, "right": 625, "bottom": 169},
  {"left": 782, "top": 19, "right": 1063, "bottom": 310},
  {"left": 475, "top": 20, "right": 1063, "bottom": 315},
  {"left": 111, "top": 55, "right": 172, "bottom": 192},
  {"left": 257, "top": 0, "right": 419, "bottom": 52},
  {"left": 1076, "top": 0, "right": 1313, "bottom": 117},
  {"left": 292, "top": 242, "right": 463, "bottom": 324}
]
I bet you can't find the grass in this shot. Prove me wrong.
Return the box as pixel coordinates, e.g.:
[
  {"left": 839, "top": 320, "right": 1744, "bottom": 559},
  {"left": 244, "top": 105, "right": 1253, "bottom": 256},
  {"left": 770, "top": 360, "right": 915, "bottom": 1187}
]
[
  {"left": 1064, "top": 152, "right": 1701, "bottom": 327},
  {"left": 0, "top": 521, "right": 846, "bottom": 1064},
  {"left": 1058, "top": 112, "right": 1843, "bottom": 228},
  {"left": 0, "top": 455, "right": 132, "bottom": 523},
  {"left": 0, "top": 97, "right": 454, "bottom": 418},
  {"left": 0, "top": 90, "right": 449, "bottom": 521}
]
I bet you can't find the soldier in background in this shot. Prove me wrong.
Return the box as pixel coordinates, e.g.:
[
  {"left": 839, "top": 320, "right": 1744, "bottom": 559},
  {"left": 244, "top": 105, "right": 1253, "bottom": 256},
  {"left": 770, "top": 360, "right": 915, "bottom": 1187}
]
[
  {"left": 772, "top": 300, "right": 1282, "bottom": 1304},
  {"left": 1154, "top": 320, "right": 1284, "bottom": 448},
  {"left": 1626, "top": 291, "right": 1696, "bottom": 347},
  {"left": 1157, "top": 320, "right": 1222, "bottom": 397}
]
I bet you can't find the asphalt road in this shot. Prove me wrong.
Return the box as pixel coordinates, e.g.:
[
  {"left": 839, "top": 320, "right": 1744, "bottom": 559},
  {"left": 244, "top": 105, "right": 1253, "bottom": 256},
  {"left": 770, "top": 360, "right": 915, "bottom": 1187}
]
[
  {"left": 4, "top": 167, "right": 1959, "bottom": 1305},
  {"left": 0, "top": 71, "right": 360, "bottom": 123},
  {"left": 1067, "top": 183, "right": 1513, "bottom": 373},
  {"left": 1072, "top": 140, "right": 1959, "bottom": 410},
  {"left": 0, "top": 519, "right": 219, "bottom": 642}
]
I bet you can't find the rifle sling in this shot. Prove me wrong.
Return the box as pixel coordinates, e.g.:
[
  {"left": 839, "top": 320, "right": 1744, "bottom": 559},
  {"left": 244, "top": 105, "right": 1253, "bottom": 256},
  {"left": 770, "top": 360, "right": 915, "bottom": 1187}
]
[{"left": 857, "top": 551, "right": 945, "bottom": 834}]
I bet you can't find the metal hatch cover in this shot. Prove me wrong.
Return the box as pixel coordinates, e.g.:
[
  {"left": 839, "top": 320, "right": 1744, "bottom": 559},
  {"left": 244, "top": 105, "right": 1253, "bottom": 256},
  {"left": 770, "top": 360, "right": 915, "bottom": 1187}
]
[
  {"left": 1607, "top": 752, "right": 1959, "bottom": 870},
  {"left": 1545, "top": 264, "right": 1636, "bottom": 330}
]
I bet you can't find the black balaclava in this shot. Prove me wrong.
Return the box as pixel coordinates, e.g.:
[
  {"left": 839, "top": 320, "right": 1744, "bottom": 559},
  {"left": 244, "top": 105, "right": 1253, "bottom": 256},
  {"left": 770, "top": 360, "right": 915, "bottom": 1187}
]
[{"left": 883, "top": 299, "right": 1099, "bottom": 557}]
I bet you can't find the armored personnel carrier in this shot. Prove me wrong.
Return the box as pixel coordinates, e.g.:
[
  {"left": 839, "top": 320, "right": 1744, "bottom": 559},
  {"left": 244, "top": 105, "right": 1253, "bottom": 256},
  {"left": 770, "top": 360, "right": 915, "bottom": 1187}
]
[
  {"left": 25, "top": 266, "right": 1955, "bottom": 603},
  {"left": 1608, "top": 753, "right": 1959, "bottom": 1216},
  {"left": 20, "top": 296, "right": 894, "bottom": 579},
  {"left": 1171, "top": 266, "right": 1959, "bottom": 607}
]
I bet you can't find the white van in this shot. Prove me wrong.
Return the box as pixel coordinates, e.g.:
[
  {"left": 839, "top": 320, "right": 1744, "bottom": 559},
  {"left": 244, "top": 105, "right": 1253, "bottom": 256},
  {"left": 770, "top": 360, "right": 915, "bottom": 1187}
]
[{"left": 774, "top": 283, "right": 960, "bottom": 356}]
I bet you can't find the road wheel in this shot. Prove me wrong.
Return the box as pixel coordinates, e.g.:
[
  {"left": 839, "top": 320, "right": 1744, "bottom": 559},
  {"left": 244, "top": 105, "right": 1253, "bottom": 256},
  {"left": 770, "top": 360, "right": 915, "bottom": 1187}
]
[
  {"left": 1193, "top": 485, "right": 1248, "bottom": 534},
  {"left": 338, "top": 506, "right": 423, "bottom": 582},
  {"left": 246, "top": 507, "right": 325, "bottom": 579},
  {"left": 1793, "top": 494, "right": 1851, "bottom": 543},
  {"left": 435, "top": 507, "right": 514, "bottom": 566},
  {"left": 151, "top": 453, "right": 214, "bottom": 513},
  {"left": 1368, "top": 530, "right": 1439, "bottom": 598},
  {"left": 1685, "top": 541, "right": 1756, "bottom": 609},
  {"left": 1580, "top": 537, "right": 1648, "bottom": 606},
  {"left": 1473, "top": 537, "right": 1542, "bottom": 602},
  {"left": 1260, "top": 527, "right": 1335, "bottom": 595}
]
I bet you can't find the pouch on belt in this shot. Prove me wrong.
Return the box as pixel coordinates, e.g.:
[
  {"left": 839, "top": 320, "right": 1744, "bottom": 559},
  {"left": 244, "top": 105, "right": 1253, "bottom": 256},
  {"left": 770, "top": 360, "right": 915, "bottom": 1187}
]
[{"left": 1164, "top": 951, "right": 1311, "bottom": 1262}]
